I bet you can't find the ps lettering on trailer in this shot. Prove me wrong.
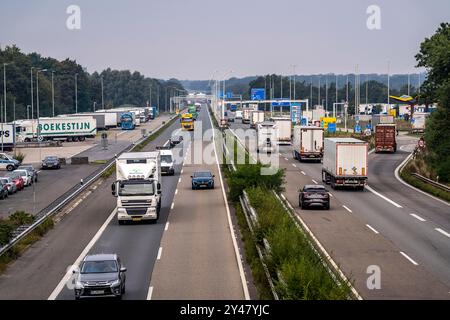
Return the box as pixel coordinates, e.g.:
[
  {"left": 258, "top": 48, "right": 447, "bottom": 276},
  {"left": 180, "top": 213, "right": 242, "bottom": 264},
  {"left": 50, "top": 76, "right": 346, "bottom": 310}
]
[{"left": 0, "top": 130, "right": 11, "bottom": 138}]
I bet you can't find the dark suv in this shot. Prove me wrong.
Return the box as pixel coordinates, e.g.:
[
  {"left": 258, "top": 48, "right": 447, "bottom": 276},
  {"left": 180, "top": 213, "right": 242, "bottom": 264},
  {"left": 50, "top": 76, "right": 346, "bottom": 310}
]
[
  {"left": 299, "top": 185, "right": 330, "bottom": 210},
  {"left": 74, "top": 254, "right": 127, "bottom": 299},
  {"left": 0, "top": 180, "right": 8, "bottom": 200}
]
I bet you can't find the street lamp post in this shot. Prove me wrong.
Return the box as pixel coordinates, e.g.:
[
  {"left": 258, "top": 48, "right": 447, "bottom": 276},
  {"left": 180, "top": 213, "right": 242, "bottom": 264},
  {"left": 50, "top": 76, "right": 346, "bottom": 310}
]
[
  {"left": 30, "top": 67, "right": 34, "bottom": 120},
  {"left": 101, "top": 76, "right": 104, "bottom": 109},
  {"left": 75, "top": 73, "right": 78, "bottom": 113},
  {"left": 36, "top": 68, "right": 47, "bottom": 163},
  {"left": 27, "top": 105, "right": 30, "bottom": 119},
  {"left": 51, "top": 71, "right": 55, "bottom": 117}
]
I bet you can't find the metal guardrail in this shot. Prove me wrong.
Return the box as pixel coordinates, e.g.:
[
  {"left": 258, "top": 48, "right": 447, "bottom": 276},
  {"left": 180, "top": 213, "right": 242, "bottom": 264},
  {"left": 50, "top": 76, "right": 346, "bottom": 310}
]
[
  {"left": 411, "top": 173, "right": 450, "bottom": 193},
  {"left": 0, "top": 115, "right": 178, "bottom": 257}
]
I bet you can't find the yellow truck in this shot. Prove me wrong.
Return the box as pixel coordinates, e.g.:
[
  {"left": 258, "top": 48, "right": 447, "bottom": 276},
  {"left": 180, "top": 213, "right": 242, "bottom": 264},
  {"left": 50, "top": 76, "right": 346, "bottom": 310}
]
[{"left": 181, "top": 113, "right": 194, "bottom": 131}]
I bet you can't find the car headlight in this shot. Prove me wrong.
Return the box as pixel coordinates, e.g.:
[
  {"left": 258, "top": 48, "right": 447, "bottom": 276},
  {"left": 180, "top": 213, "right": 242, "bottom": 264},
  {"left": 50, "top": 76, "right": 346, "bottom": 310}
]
[
  {"left": 118, "top": 208, "right": 126, "bottom": 214},
  {"left": 75, "top": 280, "right": 84, "bottom": 289},
  {"left": 109, "top": 279, "right": 120, "bottom": 287}
]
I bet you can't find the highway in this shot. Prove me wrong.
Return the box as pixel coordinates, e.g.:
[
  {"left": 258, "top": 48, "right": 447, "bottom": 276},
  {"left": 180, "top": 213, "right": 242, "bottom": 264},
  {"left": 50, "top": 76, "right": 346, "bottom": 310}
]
[
  {"left": 0, "top": 115, "right": 171, "bottom": 219},
  {"left": 0, "top": 106, "right": 247, "bottom": 300},
  {"left": 228, "top": 120, "right": 450, "bottom": 299}
]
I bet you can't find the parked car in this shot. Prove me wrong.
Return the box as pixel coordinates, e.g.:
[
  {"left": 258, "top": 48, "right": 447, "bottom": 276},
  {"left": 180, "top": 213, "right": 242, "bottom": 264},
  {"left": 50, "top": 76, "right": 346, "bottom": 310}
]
[
  {"left": 0, "top": 177, "right": 17, "bottom": 194},
  {"left": 0, "top": 180, "right": 8, "bottom": 199},
  {"left": 18, "top": 165, "right": 38, "bottom": 182},
  {"left": 42, "top": 156, "right": 61, "bottom": 169},
  {"left": 169, "top": 135, "right": 183, "bottom": 148},
  {"left": 74, "top": 254, "right": 127, "bottom": 300},
  {"left": 191, "top": 170, "right": 215, "bottom": 190},
  {"left": 0, "top": 152, "right": 20, "bottom": 171},
  {"left": 13, "top": 169, "right": 33, "bottom": 187},
  {"left": 6, "top": 172, "right": 25, "bottom": 191},
  {"left": 299, "top": 185, "right": 330, "bottom": 210}
]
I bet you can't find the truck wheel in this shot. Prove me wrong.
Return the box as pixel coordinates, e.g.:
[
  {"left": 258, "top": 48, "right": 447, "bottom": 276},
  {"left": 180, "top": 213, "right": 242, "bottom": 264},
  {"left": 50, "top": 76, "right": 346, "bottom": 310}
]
[
  {"left": 79, "top": 136, "right": 86, "bottom": 142},
  {"left": 6, "top": 165, "right": 14, "bottom": 171}
]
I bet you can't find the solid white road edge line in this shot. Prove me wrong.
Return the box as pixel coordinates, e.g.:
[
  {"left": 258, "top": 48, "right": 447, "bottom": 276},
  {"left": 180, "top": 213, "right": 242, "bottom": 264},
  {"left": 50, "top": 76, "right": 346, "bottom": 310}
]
[
  {"left": 394, "top": 153, "right": 450, "bottom": 207},
  {"left": 366, "top": 224, "right": 380, "bottom": 234},
  {"left": 435, "top": 228, "right": 450, "bottom": 238},
  {"left": 400, "top": 251, "right": 419, "bottom": 266},
  {"left": 343, "top": 205, "right": 353, "bottom": 213},
  {"left": 281, "top": 193, "right": 363, "bottom": 300},
  {"left": 366, "top": 185, "right": 403, "bottom": 208},
  {"left": 48, "top": 209, "right": 117, "bottom": 300},
  {"left": 410, "top": 213, "right": 426, "bottom": 222},
  {"left": 208, "top": 108, "right": 250, "bottom": 300},
  {"left": 146, "top": 286, "right": 154, "bottom": 300}
]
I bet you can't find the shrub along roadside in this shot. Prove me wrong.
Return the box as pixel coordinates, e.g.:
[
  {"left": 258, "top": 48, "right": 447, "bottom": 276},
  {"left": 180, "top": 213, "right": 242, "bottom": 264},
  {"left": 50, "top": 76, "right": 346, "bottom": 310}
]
[{"left": 247, "top": 187, "right": 352, "bottom": 300}]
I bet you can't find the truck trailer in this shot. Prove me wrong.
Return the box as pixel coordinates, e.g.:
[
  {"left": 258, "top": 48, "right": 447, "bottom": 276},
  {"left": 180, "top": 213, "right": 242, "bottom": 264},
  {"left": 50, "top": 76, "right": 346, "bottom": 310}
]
[
  {"left": 0, "top": 123, "right": 16, "bottom": 149},
  {"left": 250, "top": 111, "right": 265, "bottom": 129},
  {"left": 256, "top": 122, "right": 277, "bottom": 154},
  {"left": 375, "top": 124, "right": 397, "bottom": 153},
  {"left": 112, "top": 152, "right": 162, "bottom": 224},
  {"left": 292, "top": 126, "right": 324, "bottom": 161},
  {"left": 271, "top": 117, "right": 292, "bottom": 144},
  {"left": 322, "top": 138, "right": 368, "bottom": 190},
  {"left": 15, "top": 117, "right": 97, "bottom": 142}
]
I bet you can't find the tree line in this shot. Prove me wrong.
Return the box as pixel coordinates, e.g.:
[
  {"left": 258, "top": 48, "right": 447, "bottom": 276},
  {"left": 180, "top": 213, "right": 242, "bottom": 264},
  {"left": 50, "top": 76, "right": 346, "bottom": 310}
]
[{"left": 0, "top": 45, "right": 186, "bottom": 122}]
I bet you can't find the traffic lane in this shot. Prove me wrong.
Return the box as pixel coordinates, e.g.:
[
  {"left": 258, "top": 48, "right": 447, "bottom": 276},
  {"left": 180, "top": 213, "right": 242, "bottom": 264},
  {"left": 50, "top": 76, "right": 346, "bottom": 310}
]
[
  {"left": 150, "top": 120, "right": 245, "bottom": 299},
  {"left": 56, "top": 117, "right": 186, "bottom": 300},
  {"left": 369, "top": 145, "right": 450, "bottom": 230},
  {"left": 279, "top": 156, "right": 450, "bottom": 299},
  {"left": 0, "top": 175, "right": 116, "bottom": 299},
  {"left": 0, "top": 163, "right": 101, "bottom": 219}
]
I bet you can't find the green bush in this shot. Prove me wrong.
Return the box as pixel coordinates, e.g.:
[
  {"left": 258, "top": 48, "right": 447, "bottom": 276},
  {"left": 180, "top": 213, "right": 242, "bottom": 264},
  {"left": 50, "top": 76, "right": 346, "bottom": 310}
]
[
  {"left": 13, "top": 151, "right": 25, "bottom": 164},
  {"left": 9, "top": 211, "right": 35, "bottom": 226},
  {"left": 228, "top": 163, "right": 285, "bottom": 202},
  {"left": 247, "top": 187, "right": 351, "bottom": 300},
  {"left": 0, "top": 220, "right": 13, "bottom": 246}
]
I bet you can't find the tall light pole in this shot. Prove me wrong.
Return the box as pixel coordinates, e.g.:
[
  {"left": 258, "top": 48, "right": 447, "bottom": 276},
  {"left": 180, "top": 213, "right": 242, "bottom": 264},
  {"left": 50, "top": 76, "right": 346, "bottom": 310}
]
[
  {"left": 407, "top": 73, "right": 410, "bottom": 96},
  {"left": 318, "top": 76, "right": 321, "bottom": 107},
  {"left": 101, "top": 76, "right": 104, "bottom": 109},
  {"left": 335, "top": 74, "right": 338, "bottom": 106},
  {"left": 30, "top": 67, "right": 34, "bottom": 120},
  {"left": 27, "top": 105, "right": 30, "bottom": 120},
  {"left": 2, "top": 63, "right": 10, "bottom": 152},
  {"left": 75, "top": 73, "right": 78, "bottom": 113},
  {"left": 36, "top": 68, "right": 48, "bottom": 138},
  {"left": 387, "top": 60, "right": 390, "bottom": 105},
  {"left": 51, "top": 71, "right": 55, "bottom": 117}
]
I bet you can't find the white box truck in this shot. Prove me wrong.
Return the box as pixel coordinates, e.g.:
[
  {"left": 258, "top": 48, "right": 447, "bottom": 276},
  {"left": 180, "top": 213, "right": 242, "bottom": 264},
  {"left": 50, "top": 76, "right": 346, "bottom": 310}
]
[
  {"left": 411, "top": 112, "right": 430, "bottom": 133},
  {"left": 322, "top": 138, "right": 368, "bottom": 190},
  {"left": 250, "top": 111, "right": 265, "bottom": 129},
  {"left": 112, "top": 152, "right": 162, "bottom": 224},
  {"left": 292, "top": 126, "right": 324, "bottom": 161},
  {"left": 16, "top": 117, "right": 97, "bottom": 142},
  {"left": 271, "top": 117, "right": 292, "bottom": 143},
  {"left": 256, "top": 122, "right": 277, "bottom": 154},
  {"left": 242, "top": 108, "right": 253, "bottom": 124}
]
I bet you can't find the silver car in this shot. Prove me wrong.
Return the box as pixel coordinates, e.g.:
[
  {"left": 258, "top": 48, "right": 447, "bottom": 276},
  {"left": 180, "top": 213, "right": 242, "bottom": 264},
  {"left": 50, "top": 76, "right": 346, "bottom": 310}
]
[{"left": 0, "top": 177, "right": 17, "bottom": 194}]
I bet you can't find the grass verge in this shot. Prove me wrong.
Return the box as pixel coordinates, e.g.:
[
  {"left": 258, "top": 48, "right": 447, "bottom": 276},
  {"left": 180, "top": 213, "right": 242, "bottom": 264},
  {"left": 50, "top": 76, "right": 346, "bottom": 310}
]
[{"left": 133, "top": 115, "right": 180, "bottom": 152}]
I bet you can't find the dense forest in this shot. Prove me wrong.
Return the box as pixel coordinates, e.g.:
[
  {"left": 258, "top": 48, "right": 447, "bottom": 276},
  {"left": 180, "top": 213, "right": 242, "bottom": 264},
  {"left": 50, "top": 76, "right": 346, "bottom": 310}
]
[{"left": 0, "top": 45, "right": 186, "bottom": 122}]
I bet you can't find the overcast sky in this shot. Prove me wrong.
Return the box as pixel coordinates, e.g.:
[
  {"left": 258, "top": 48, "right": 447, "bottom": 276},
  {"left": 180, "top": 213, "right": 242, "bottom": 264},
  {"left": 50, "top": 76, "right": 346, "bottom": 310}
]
[{"left": 1, "top": 0, "right": 449, "bottom": 80}]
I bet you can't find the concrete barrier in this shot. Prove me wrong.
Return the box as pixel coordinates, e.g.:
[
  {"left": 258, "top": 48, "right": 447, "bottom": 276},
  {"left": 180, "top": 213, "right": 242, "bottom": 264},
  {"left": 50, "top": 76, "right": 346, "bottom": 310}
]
[{"left": 70, "top": 156, "right": 89, "bottom": 165}]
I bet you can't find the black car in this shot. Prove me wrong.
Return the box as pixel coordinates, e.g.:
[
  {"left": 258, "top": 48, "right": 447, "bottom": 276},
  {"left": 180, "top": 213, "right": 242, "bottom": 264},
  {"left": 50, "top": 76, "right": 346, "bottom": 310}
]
[
  {"left": 0, "top": 180, "right": 8, "bottom": 200},
  {"left": 299, "top": 185, "right": 330, "bottom": 210},
  {"left": 169, "top": 135, "right": 183, "bottom": 147},
  {"left": 17, "top": 165, "right": 38, "bottom": 182},
  {"left": 42, "top": 156, "right": 61, "bottom": 169},
  {"left": 74, "top": 254, "right": 126, "bottom": 299}
]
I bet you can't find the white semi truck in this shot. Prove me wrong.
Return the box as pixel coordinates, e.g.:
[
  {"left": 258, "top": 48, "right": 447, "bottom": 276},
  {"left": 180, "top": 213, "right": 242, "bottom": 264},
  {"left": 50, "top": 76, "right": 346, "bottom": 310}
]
[
  {"left": 15, "top": 117, "right": 97, "bottom": 142},
  {"left": 271, "top": 117, "right": 292, "bottom": 143},
  {"left": 292, "top": 126, "right": 324, "bottom": 161},
  {"left": 112, "top": 152, "right": 162, "bottom": 224},
  {"left": 322, "top": 138, "right": 368, "bottom": 190},
  {"left": 250, "top": 111, "right": 265, "bottom": 129},
  {"left": 256, "top": 122, "right": 277, "bottom": 154}
]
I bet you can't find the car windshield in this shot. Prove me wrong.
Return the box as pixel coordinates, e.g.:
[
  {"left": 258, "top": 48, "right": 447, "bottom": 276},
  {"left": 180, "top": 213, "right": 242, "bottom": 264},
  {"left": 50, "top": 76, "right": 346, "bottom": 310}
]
[
  {"left": 194, "top": 172, "right": 212, "bottom": 178},
  {"left": 118, "top": 181, "right": 155, "bottom": 196},
  {"left": 0, "top": 178, "right": 8, "bottom": 183},
  {"left": 81, "top": 260, "right": 118, "bottom": 274},
  {"left": 45, "top": 157, "right": 58, "bottom": 161},
  {"left": 15, "top": 171, "right": 27, "bottom": 177},
  {"left": 161, "top": 155, "right": 172, "bottom": 163},
  {"left": 7, "top": 173, "right": 19, "bottom": 179},
  {"left": 304, "top": 186, "right": 326, "bottom": 192},
  {"left": 18, "top": 166, "right": 33, "bottom": 171}
]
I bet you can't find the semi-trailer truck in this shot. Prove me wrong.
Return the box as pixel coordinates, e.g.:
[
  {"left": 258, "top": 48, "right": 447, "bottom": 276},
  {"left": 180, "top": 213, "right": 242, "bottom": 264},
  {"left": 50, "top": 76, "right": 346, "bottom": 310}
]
[
  {"left": 250, "top": 111, "right": 265, "bottom": 129},
  {"left": 15, "top": 117, "right": 97, "bottom": 142},
  {"left": 375, "top": 124, "right": 397, "bottom": 153},
  {"left": 256, "top": 122, "right": 277, "bottom": 154},
  {"left": 112, "top": 152, "right": 162, "bottom": 224},
  {"left": 120, "top": 112, "right": 135, "bottom": 130},
  {"left": 292, "top": 126, "right": 324, "bottom": 161},
  {"left": 271, "top": 117, "right": 292, "bottom": 144},
  {"left": 322, "top": 138, "right": 368, "bottom": 190},
  {"left": 242, "top": 108, "right": 253, "bottom": 124}
]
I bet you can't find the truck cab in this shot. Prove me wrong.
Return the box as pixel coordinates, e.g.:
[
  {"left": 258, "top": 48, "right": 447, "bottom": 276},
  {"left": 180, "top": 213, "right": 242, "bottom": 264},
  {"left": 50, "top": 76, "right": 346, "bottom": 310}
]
[
  {"left": 120, "top": 113, "right": 135, "bottom": 130},
  {"left": 112, "top": 152, "right": 161, "bottom": 224},
  {"left": 181, "top": 113, "right": 194, "bottom": 131}
]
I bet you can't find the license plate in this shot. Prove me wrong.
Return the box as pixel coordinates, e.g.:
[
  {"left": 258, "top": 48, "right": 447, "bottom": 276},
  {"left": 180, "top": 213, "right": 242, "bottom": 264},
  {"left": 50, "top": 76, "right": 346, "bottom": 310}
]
[
  {"left": 91, "top": 290, "right": 104, "bottom": 295},
  {"left": 132, "top": 218, "right": 142, "bottom": 222}
]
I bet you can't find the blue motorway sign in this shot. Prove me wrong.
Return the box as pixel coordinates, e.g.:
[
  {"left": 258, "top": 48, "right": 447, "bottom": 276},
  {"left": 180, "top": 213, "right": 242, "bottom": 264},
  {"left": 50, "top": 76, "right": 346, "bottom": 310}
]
[
  {"left": 354, "top": 124, "right": 362, "bottom": 134},
  {"left": 327, "top": 123, "right": 337, "bottom": 133},
  {"left": 290, "top": 104, "right": 302, "bottom": 124},
  {"left": 272, "top": 101, "right": 291, "bottom": 107},
  {"left": 251, "top": 88, "right": 266, "bottom": 101}
]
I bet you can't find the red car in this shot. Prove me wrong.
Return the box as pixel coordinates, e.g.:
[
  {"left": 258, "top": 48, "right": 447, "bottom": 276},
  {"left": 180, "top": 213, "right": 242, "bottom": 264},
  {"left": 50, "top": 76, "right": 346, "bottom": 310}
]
[{"left": 6, "top": 172, "right": 25, "bottom": 191}]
